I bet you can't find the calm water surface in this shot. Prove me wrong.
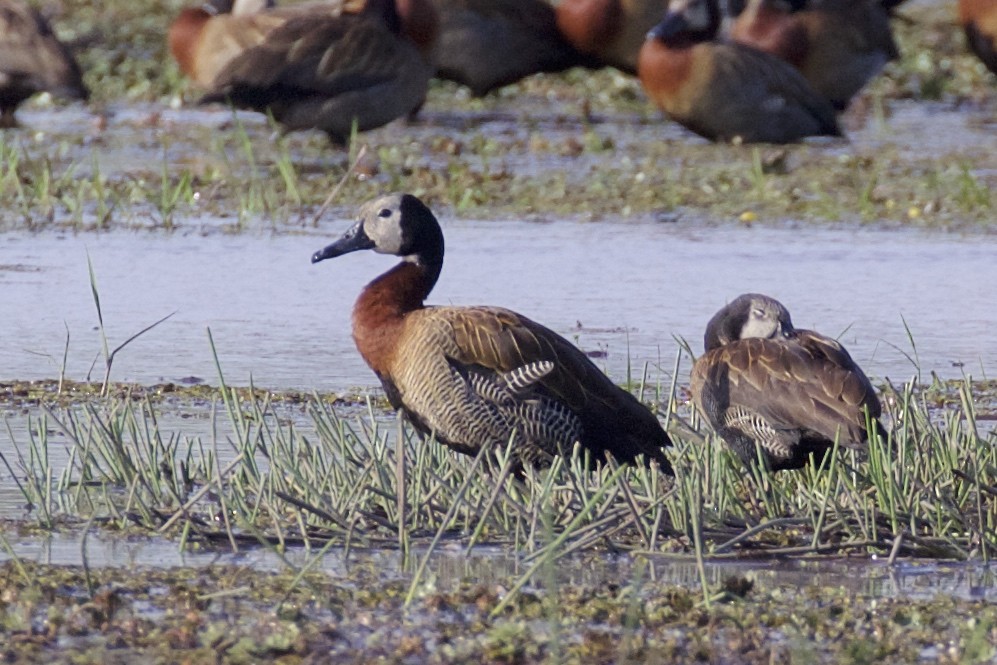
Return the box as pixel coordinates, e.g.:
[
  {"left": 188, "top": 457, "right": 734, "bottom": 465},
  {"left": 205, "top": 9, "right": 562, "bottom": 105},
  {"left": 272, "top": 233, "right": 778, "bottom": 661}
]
[
  {"left": 2, "top": 529, "right": 995, "bottom": 602},
  {"left": 1, "top": 222, "right": 994, "bottom": 392}
]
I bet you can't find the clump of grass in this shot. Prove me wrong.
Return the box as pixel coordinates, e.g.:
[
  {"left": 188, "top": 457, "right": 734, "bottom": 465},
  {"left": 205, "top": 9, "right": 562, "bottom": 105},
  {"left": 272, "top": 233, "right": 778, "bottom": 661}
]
[
  {"left": 6, "top": 347, "right": 996, "bottom": 573},
  {"left": 86, "top": 257, "right": 176, "bottom": 396}
]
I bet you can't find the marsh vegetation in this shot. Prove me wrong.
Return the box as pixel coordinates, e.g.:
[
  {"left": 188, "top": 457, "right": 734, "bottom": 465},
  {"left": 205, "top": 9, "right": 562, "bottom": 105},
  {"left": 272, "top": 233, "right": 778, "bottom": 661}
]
[{"left": 1, "top": 0, "right": 996, "bottom": 661}]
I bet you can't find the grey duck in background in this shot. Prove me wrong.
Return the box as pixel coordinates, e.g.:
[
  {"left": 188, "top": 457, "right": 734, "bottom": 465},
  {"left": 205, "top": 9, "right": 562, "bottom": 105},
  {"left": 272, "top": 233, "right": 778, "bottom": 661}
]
[
  {"left": 0, "top": 0, "right": 88, "bottom": 127},
  {"left": 311, "top": 193, "right": 673, "bottom": 472},
  {"left": 691, "top": 293, "right": 886, "bottom": 472}
]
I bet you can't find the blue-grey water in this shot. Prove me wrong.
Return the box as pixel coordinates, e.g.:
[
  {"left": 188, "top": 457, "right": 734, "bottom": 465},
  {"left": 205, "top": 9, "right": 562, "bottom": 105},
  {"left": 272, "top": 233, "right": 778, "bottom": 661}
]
[{"left": 1, "top": 223, "right": 994, "bottom": 393}]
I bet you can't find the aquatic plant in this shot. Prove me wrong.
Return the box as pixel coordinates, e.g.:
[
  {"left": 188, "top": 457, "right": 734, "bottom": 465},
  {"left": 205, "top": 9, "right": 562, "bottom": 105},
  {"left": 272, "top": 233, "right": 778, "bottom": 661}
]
[{"left": 5, "top": 351, "right": 995, "bottom": 568}]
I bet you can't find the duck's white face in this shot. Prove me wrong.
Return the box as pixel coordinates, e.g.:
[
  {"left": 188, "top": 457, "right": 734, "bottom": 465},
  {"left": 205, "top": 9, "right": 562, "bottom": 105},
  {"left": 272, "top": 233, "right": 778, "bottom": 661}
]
[
  {"left": 312, "top": 192, "right": 443, "bottom": 269},
  {"left": 233, "top": 0, "right": 274, "bottom": 16},
  {"left": 669, "top": 0, "right": 711, "bottom": 30},
  {"left": 740, "top": 296, "right": 792, "bottom": 339},
  {"left": 358, "top": 194, "right": 409, "bottom": 257}
]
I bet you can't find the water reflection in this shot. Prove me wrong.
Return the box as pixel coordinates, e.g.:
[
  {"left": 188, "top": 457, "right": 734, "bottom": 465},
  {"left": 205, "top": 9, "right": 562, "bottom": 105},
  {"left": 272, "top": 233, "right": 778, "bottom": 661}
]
[{"left": 2, "top": 530, "right": 994, "bottom": 601}]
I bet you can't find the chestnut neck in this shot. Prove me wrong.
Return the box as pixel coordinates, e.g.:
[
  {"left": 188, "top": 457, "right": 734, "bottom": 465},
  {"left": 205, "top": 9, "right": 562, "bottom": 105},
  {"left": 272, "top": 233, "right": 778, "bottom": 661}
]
[
  {"left": 168, "top": 8, "right": 210, "bottom": 77},
  {"left": 556, "top": 0, "right": 624, "bottom": 54},
  {"left": 733, "top": 1, "right": 805, "bottom": 65},
  {"left": 638, "top": 39, "right": 694, "bottom": 102},
  {"left": 352, "top": 258, "right": 442, "bottom": 373},
  {"left": 395, "top": 0, "right": 439, "bottom": 52}
]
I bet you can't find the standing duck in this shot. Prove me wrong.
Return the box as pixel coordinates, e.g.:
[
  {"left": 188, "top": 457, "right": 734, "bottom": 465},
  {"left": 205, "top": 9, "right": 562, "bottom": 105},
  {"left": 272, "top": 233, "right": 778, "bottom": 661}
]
[
  {"left": 555, "top": 0, "right": 663, "bottom": 73},
  {"left": 730, "top": 0, "right": 898, "bottom": 110},
  {"left": 960, "top": 0, "right": 997, "bottom": 76},
  {"left": 311, "top": 193, "right": 673, "bottom": 471},
  {"left": 429, "top": 0, "right": 596, "bottom": 96},
  {"left": 690, "top": 293, "right": 885, "bottom": 472},
  {"left": 637, "top": 0, "right": 841, "bottom": 143},
  {"left": 0, "top": 0, "right": 88, "bottom": 127},
  {"left": 198, "top": 0, "right": 437, "bottom": 144}
]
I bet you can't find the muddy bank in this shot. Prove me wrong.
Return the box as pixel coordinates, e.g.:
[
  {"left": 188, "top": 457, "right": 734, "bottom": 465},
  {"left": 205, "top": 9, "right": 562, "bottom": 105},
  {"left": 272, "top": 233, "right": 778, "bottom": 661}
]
[{"left": 1, "top": 556, "right": 995, "bottom": 664}]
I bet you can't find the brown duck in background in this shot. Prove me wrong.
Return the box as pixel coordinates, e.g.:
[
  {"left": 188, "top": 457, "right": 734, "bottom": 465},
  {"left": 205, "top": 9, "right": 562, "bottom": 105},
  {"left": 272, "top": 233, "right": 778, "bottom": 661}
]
[
  {"left": 729, "top": 0, "right": 899, "bottom": 110},
  {"left": 168, "top": 0, "right": 360, "bottom": 90},
  {"left": 199, "top": 0, "right": 437, "bottom": 144},
  {"left": 170, "top": 0, "right": 288, "bottom": 89},
  {"left": 429, "top": 0, "right": 597, "bottom": 97},
  {"left": 960, "top": 0, "right": 997, "bottom": 76},
  {"left": 637, "top": 0, "right": 841, "bottom": 143},
  {"left": 311, "top": 193, "right": 673, "bottom": 472},
  {"left": 555, "top": 0, "right": 663, "bottom": 73},
  {"left": 691, "top": 293, "right": 886, "bottom": 472},
  {"left": 0, "top": 0, "right": 88, "bottom": 127}
]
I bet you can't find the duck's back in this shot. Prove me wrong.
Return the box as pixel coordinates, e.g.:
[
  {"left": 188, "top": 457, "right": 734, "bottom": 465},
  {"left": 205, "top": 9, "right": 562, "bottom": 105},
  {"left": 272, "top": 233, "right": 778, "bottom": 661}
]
[
  {"left": 794, "top": 0, "right": 897, "bottom": 108},
  {"left": 206, "top": 9, "right": 432, "bottom": 141},
  {"left": 692, "top": 332, "right": 881, "bottom": 469},
  {"left": 385, "top": 305, "right": 672, "bottom": 469},
  {"left": 682, "top": 42, "right": 840, "bottom": 142},
  {"left": 430, "top": 0, "right": 592, "bottom": 96}
]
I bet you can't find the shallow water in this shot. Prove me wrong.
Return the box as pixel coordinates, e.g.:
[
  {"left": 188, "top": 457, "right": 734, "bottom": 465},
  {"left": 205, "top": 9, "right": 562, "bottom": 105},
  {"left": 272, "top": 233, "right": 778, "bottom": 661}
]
[
  {"left": 2, "top": 529, "right": 995, "bottom": 602},
  {"left": 1, "top": 222, "right": 994, "bottom": 394}
]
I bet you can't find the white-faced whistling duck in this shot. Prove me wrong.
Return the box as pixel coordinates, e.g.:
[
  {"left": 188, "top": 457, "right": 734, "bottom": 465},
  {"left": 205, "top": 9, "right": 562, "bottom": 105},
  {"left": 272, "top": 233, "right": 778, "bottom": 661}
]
[
  {"left": 311, "top": 193, "right": 674, "bottom": 472},
  {"left": 196, "top": 0, "right": 437, "bottom": 145},
  {"left": 729, "top": 0, "right": 898, "bottom": 110},
  {"left": 690, "top": 293, "right": 886, "bottom": 472},
  {"left": 637, "top": 0, "right": 842, "bottom": 143},
  {"left": 0, "top": 0, "right": 88, "bottom": 128},
  {"left": 428, "top": 0, "right": 598, "bottom": 97},
  {"left": 960, "top": 0, "right": 997, "bottom": 76},
  {"left": 555, "top": 0, "right": 664, "bottom": 74}
]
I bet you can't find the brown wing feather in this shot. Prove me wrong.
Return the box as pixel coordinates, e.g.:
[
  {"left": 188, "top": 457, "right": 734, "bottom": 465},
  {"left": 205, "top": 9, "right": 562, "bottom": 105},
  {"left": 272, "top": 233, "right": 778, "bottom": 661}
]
[
  {"left": 444, "top": 306, "right": 621, "bottom": 409},
  {"left": 434, "top": 305, "right": 672, "bottom": 468},
  {"left": 704, "top": 335, "right": 880, "bottom": 446},
  {"left": 809, "top": 0, "right": 898, "bottom": 54},
  {"left": 210, "top": 15, "right": 369, "bottom": 92}
]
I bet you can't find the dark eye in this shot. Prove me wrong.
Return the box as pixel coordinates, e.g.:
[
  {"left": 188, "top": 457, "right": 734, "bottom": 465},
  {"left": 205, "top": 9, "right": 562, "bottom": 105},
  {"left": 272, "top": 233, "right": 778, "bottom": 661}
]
[{"left": 378, "top": 208, "right": 392, "bottom": 218}]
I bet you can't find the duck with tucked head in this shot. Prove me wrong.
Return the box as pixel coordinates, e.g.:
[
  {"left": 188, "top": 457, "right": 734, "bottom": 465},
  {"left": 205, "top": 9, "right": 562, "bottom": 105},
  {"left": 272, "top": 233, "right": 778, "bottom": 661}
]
[
  {"left": 311, "top": 193, "right": 673, "bottom": 472},
  {"left": 691, "top": 293, "right": 886, "bottom": 472},
  {"left": 0, "top": 0, "right": 88, "bottom": 127},
  {"left": 637, "top": 0, "right": 841, "bottom": 143}
]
